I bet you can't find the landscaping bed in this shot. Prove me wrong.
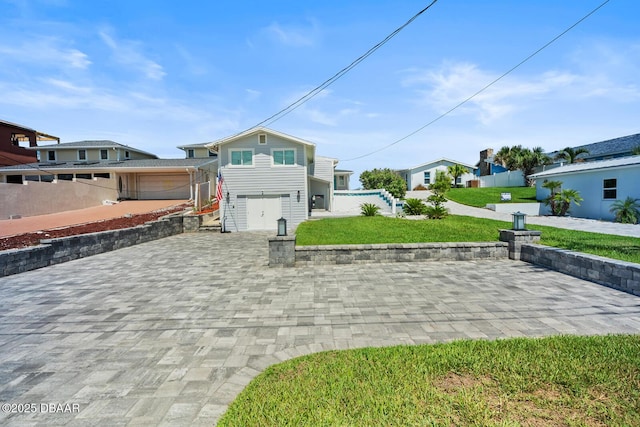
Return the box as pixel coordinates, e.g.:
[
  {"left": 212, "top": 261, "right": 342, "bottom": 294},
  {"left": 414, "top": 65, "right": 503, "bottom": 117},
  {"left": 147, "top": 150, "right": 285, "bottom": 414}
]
[{"left": 0, "top": 204, "right": 189, "bottom": 251}]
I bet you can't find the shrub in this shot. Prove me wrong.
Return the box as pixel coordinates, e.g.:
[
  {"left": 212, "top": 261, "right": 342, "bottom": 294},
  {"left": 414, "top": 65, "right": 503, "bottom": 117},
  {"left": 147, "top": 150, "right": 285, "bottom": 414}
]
[
  {"left": 412, "top": 184, "right": 428, "bottom": 191},
  {"left": 359, "top": 168, "right": 406, "bottom": 199},
  {"left": 403, "top": 198, "right": 427, "bottom": 215},
  {"left": 360, "top": 203, "right": 381, "bottom": 217},
  {"left": 425, "top": 205, "right": 448, "bottom": 219},
  {"left": 610, "top": 197, "right": 640, "bottom": 224}
]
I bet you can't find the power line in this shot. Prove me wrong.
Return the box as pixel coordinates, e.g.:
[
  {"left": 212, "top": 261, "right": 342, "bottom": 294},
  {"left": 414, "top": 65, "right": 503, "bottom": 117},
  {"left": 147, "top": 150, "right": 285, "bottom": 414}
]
[
  {"left": 342, "top": 0, "right": 612, "bottom": 162},
  {"left": 251, "top": 0, "right": 439, "bottom": 129}
]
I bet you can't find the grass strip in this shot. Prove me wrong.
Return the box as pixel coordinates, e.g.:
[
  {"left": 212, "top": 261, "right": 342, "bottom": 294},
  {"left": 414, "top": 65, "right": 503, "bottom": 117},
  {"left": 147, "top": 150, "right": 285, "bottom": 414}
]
[{"left": 218, "top": 335, "right": 640, "bottom": 426}]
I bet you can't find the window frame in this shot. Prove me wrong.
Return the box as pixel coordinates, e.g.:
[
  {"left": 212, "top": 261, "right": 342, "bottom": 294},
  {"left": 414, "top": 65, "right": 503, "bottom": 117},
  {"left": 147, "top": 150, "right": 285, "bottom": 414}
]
[
  {"left": 187, "top": 149, "right": 195, "bottom": 158},
  {"left": 78, "top": 149, "right": 87, "bottom": 161},
  {"left": 423, "top": 171, "right": 431, "bottom": 185},
  {"left": 603, "top": 178, "right": 617, "bottom": 200},
  {"left": 47, "top": 150, "right": 56, "bottom": 161},
  {"left": 229, "top": 149, "right": 254, "bottom": 167},
  {"left": 100, "top": 149, "right": 109, "bottom": 160},
  {"left": 258, "top": 133, "right": 267, "bottom": 145},
  {"left": 271, "top": 148, "right": 296, "bottom": 166}
]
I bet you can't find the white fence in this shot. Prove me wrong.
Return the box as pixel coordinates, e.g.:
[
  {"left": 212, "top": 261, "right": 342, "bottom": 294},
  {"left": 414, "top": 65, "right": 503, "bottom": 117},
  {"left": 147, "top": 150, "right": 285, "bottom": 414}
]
[
  {"left": 478, "top": 170, "right": 525, "bottom": 188},
  {"left": 194, "top": 181, "right": 211, "bottom": 211}
]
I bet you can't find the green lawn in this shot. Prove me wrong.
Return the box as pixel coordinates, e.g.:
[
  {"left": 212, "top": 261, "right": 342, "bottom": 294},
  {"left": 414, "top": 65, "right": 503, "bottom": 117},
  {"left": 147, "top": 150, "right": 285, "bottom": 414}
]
[
  {"left": 218, "top": 335, "right": 640, "bottom": 426},
  {"left": 446, "top": 186, "right": 538, "bottom": 207},
  {"left": 296, "top": 216, "right": 640, "bottom": 264}
]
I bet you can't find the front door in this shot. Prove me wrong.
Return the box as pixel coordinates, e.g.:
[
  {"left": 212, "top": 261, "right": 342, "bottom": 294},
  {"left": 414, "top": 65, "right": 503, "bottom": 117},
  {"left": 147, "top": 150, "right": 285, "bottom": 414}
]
[{"left": 246, "top": 196, "right": 281, "bottom": 230}]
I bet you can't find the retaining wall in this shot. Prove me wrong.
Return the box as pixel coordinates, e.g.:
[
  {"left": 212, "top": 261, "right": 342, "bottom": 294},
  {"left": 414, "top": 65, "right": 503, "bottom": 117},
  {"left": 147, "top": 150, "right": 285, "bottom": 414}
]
[
  {"left": 295, "top": 242, "right": 508, "bottom": 265},
  {"left": 0, "top": 215, "right": 183, "bottom": 277},
  {"left": 521, "top": 243, "right": 640, "bottom": 296}
]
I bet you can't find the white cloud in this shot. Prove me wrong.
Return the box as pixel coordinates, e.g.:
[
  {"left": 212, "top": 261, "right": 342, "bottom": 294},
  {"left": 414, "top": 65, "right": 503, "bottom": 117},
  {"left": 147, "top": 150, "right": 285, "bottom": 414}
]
[
  {"left": 263, "top": 20, "right": 318, "bottom": 47},
  {"left": 99, "top": 30, "right": 166, "bottom": 81},
  {"left": 0, "top": 37, "right": 91, "bottom": 70}
]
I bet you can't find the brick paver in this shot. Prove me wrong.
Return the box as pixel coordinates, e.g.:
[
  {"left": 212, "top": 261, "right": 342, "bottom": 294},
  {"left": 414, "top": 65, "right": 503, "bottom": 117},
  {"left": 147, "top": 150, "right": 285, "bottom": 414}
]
[{"left": 0, "top": 232, "right": 639, "bottom": 426}]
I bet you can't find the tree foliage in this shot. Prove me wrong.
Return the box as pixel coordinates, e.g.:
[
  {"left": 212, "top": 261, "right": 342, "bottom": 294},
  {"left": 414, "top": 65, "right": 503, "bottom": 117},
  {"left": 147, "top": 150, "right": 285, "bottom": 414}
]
[
  {"left": 403, "top": 198, "right": 427, "bottom": 216},
  {"left": 425, "top": 170, "right": 450, "bottom": 219},
  {"left": 493, "top": 145, "right": 551, "bottom": 186},
  {"left": 447, "top": 164, "right": 468, "bottom": 188},
  {"left": 609, "top": 197, "right": 640, "bottom": 224},
  {"left": 632, "top": 145, "right": 640, "bottom": 156},
  {"left": 359, "top": 168, "right": 406, "bottom": 199},
  {"left": 555, "top": 147, "right": 589, "bottom": 164}
]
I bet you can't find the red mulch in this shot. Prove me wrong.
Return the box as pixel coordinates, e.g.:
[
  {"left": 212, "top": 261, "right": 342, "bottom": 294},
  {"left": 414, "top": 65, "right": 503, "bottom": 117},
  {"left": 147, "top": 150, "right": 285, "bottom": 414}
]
[{"left": 0, "top": 204, "right": 189, "bottom": 251}]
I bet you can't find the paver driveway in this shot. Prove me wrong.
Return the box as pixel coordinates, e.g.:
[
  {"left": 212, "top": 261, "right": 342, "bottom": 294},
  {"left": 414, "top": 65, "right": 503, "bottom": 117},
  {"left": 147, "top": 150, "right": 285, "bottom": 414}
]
[{"left": 1, "top": 232, "right": 639, "bottom": 426}]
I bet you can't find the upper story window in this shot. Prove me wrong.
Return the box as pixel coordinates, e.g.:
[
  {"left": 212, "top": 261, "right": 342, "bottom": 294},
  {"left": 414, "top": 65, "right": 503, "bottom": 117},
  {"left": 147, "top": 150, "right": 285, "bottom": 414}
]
[
  {"left": 272, "top": 149, "right": 295, "bottom": 166},
  {"left": 423, "top": 171, "right": 431, "bottom": 185},
  {"left": 258, "top": 134, "right": 267, "bottom": 145},
  {"left": 230, "top": 149, "right": 253, "bottom": 166},
  {"left": 100, "top": 149, "right": 109, "bottom": 160},
  {"left": 125, "top": 151, "right": 130, "bottom": 159},
  {"left": 338, "top": 176, "right": 345, "bottom": 186},
  {"left": 47, "top": 150, "right": 56, "bottom": 161},
  {"left": 603, "top": 178, "right": 617, "bottom": 199},
  {"left": 78, "top": 149, "right": 87, "bottom": 160},
  {"left": 187, "top": 149, "right": 195, "bottom": 158}
]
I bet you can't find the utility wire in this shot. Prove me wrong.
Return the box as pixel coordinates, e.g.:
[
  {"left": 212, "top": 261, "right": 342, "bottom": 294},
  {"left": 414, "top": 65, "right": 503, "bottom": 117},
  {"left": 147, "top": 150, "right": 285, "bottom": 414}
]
[
  {"left": 251, "top": 0, "right": 439, "bottom": 129},
  {"left": 342, "top": 0, "right": 611, "bottom": 162}
]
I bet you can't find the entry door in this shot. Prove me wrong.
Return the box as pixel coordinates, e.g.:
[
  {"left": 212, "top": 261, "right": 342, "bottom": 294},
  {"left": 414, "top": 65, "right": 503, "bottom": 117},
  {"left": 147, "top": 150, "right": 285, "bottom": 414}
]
[{"left": 247, "top": 196, "right": 281, "bottom": 230}]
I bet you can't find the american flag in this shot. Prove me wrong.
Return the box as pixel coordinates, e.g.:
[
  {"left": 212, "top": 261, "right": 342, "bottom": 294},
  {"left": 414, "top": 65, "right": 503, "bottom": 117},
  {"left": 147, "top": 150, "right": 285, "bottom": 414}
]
[{"left": 216, "top": 171, "right": 224, "bottom": 202}]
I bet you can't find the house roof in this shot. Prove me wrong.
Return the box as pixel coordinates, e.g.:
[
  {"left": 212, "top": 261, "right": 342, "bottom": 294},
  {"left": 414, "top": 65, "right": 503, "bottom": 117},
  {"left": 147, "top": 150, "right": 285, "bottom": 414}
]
[
  {"left": 0, "top": 158, "right": 216, "bottom": 173},
  {"left": 34, "top": 140, "right": 158, "bottom": 158},
  {"left": 334, "top": 169, "right": 354, "bottom": 175},
  {"left": 1, "top": 119, "right": 60, "bottom": 142},
  {"left": 547, "top": 133, "right": 640, "bottom": 160},
  {"left": 176, "top": 142, "right": 213, "bottom": 150},
  {"left": 206, "top": 127, "right": 316, "bottom": 150},
  {"left": 398, "top": 158, "right": 477, "bottom": 172},
  {"left": 529, "top": 155, "right": 640, "bottom": 179}
]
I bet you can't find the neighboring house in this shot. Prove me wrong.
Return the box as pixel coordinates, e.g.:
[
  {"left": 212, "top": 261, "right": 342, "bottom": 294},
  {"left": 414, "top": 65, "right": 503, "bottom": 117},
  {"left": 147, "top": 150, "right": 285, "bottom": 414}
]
[
  {"left": 475, "top": 148, "right": 508, "bottom": 176},
  {"left": 334, "top": 169, "right": 353, "bottom": 190},
  {"left": 177, "top": 142, "right": 217, "bottom": 159},
  {"left": 397, "top": 158, "right": 476, "bottom": 190},
  {"left": 0, "top": 140, "right": 216, "bottom": 218},
  {"left": 546, "top": 133, "right": 640, "bottom": 163},
  {"left": 206, "top": 127, "right": 345, "bottom": 232},
  {"left": 0, "top": 119, "right": 59, "bottom": 166},
  {"left": 529, "top": 156, "right": 640, "bottom": 221}
]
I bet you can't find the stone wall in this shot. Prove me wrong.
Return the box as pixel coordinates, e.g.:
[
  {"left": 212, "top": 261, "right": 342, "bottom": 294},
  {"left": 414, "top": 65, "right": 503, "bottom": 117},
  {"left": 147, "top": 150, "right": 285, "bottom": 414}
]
[
  {"left": 295, "top": 242, "right": 508, "bottom": 266},
  {"left": 0, "top": 215, "right": 183, "bottom": 277},
  {"left": 520, "top": 243, "right": 640, "bottom": 296}
]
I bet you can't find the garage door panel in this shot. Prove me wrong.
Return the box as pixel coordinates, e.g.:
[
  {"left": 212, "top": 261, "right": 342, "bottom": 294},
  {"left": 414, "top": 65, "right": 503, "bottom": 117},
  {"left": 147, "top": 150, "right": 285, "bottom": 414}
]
[
  {"left": 138, "top": 174, "right": 190, "bottom": 200},
  {"left": 247, "top": 196, "right": 281, "bottom": 230}
]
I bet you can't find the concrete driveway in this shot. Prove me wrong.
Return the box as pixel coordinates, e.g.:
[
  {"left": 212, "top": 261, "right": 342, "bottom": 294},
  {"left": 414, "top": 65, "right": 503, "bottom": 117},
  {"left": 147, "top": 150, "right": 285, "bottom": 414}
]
[{"left": 1, "top": 232, "right": 639, "bottom": 426}]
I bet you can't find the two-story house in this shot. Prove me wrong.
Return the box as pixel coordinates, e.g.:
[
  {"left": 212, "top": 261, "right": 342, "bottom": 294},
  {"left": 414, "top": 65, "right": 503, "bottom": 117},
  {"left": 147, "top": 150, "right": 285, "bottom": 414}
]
[
  {"left": 206, "top": 127, "right": 344, "bottom": 232},
  {"left": 177, "top": 142, "right": 218, "bottom": 159}
]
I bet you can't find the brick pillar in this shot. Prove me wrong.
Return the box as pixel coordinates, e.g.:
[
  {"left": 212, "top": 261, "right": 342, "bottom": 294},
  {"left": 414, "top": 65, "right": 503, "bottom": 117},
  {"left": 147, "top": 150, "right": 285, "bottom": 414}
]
[
  {"left": 268, "top": 235, "right": 296, "bottom": 267},
  {"left": 499, "top": 229, "right": 541, "bottom": 260}
]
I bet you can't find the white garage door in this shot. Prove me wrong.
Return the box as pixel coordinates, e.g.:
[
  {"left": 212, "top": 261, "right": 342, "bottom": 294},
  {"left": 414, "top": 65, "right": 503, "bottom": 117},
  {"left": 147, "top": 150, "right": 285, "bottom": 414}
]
[
  {"left": 138, "top": 174, "right": 190, "bottom": 200},
  {"left": 246, "top": 196, "right": 281, "bottom": 230}
]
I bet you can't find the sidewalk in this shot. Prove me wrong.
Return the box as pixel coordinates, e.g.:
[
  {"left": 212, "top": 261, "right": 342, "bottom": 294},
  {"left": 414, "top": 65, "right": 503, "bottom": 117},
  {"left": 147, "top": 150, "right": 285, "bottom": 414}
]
[{"left": 0, "top": 200, "right": 189, "bottom": 237}]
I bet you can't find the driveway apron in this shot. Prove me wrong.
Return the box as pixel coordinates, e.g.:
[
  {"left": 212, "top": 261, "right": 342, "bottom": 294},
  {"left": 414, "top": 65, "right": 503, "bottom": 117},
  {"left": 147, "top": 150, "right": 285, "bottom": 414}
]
[{"left": 0, "top": 232, "right": 639, "bottom": 426}]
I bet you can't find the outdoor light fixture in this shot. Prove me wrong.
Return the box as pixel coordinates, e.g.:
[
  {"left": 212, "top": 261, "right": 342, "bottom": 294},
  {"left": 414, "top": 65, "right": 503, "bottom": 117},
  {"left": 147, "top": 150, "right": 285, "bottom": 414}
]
[
  {"left": 297, "top": 190, "right": 301, "bottom": 202},
  {"left": 277, "top": 217, "right": 287, "bottom": 236},
  {"left": 512, "top": 211, "right": 526, "bottom": 231},
  {"left": 226, "top": 192, "right": 230, "bottom": 203}
]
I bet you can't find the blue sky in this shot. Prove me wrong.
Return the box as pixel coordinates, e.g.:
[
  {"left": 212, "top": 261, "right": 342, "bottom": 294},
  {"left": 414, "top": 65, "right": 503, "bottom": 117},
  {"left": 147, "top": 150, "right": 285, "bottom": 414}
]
[{"left": 1, "top": 0, "right": 638, "bottom": 181}]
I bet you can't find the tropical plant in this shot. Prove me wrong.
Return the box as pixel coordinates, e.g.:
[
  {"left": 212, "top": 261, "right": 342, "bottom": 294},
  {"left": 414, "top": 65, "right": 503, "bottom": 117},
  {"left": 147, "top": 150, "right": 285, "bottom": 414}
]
[
  {"left": 493, "top": 145, "right": 551, "bottom": 187},
  {"left": 609, "top": 197, "right": 640, "bottom": 224},
  {"left": 541, "top": 179, "right": 563, "bottom": 216},
  {"left": 447, "top": 164, "right": 468, "bottom": 188},
  {"left": 632, "top": 145, "right": 640, "bottom": 156},
  {"left": 554, "top": 147, "right": 589, "bottom": 164},
  {"left": 359, "top": 168, "right": 406, "bottom": 199},
  {"left": 550, "top": 189, "right": 583, "bottom": 217},
  {"left": 425, "top": 170, "right": 450, "bottom": 219},
  {"left": 412, "top": 183, "right": 428, "bottom": 191},
  {"left": 403, "top": 198, "right": 427, "bottom": 215},
  {"left": 360, "top": 203, "right": 381, "bottom": 217}
]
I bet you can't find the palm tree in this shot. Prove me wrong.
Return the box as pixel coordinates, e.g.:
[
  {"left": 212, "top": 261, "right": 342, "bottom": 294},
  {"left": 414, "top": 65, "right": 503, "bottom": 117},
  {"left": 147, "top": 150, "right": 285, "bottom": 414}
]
[
  {"left": 555, "top": 147, "right": 590, "bottom": 164},
  {"left": 609, "top": 197, "right": 640, "bottom": 224},
  {"left": 551, "top": 189, "right": 583, "bottom": 216},
  {"left": 541, "top": 180, "right": 563, "bottom": 215},
  {"left": 632, "top": 145, "right": 640, "bottom": 156},
  {"left": 517, "top": 147, "right": 551, "bottom": 187},
  {"left": 493, "top": 145, "right": 551, "bottom": 186},
  {"left": 447, "top": 164, "right": 468, "bottom": 188}
]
